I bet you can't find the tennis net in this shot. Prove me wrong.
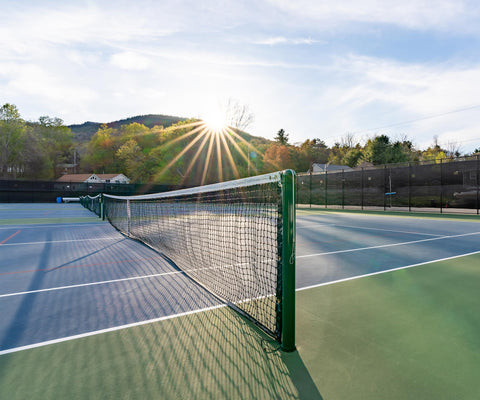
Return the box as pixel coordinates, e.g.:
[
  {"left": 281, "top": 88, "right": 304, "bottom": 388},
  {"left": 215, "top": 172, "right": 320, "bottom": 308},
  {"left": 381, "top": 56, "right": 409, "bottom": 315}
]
[
  {"left": 79, "top": 194, "right": 102, "bottom": 217},
  {"left": 85, "top": 170, "right": 296, "bottom": 350}
]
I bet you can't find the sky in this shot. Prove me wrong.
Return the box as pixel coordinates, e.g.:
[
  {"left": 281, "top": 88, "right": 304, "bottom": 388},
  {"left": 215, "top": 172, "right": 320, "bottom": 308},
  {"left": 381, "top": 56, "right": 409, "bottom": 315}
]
[{"left": 2, "top": 0, "right": 480, "bottom": 153}]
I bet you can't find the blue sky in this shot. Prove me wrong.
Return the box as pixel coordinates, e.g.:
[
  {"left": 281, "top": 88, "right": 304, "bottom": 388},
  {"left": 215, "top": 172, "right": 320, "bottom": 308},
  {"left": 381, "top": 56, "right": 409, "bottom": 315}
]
[{"left": 2, "top": 0, "right": 480, "bottom": 152}]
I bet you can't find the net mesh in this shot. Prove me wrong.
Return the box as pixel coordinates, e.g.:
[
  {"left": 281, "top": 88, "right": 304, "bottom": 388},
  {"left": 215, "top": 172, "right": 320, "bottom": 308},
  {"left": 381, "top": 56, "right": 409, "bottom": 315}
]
[
  {"left": 80, "top": 194, "right": 102, "bottom": 217},
  {"left": 101, "top": 173, "right": 286, "bottom": 340}
]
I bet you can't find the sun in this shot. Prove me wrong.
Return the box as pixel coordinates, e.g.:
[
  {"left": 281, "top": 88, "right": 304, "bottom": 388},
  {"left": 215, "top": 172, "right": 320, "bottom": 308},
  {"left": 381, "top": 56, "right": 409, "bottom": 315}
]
[{"left": 201, "top": 109, "right": 229, "bottom": 133}]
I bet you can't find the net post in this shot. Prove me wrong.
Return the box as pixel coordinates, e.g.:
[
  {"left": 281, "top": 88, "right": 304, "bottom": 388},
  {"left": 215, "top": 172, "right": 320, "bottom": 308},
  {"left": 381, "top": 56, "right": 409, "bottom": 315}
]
[
  {"left": 126, "top": 199, "right": 131, "bottom": 236},
  {"left": 281, "top": 169, "right": 296, "bottom": 352}
]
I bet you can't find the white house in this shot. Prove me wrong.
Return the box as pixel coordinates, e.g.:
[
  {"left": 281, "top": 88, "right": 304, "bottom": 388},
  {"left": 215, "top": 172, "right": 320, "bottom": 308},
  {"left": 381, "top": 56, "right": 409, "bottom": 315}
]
[
  {"left": 310, "top": 163, "right": 351, "bottom": 173},
  {"left": 57, "top": 173, "right": 130, "bottom": 184}
]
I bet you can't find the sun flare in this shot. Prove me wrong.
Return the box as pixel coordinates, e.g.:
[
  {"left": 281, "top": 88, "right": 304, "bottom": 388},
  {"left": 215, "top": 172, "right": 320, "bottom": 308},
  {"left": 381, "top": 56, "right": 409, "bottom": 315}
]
[
  {"left": 152, "top": 113, "right": 261, "bottom": 185},
  {"left": 201, "top": 110, "right": 229, "bottom": 133}
]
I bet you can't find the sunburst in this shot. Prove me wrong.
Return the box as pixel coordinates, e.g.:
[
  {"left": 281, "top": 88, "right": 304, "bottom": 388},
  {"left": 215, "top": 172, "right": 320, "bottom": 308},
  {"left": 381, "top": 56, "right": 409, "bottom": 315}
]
[{"left": 151, "top": 114, "right": 261, "bottom": 185}]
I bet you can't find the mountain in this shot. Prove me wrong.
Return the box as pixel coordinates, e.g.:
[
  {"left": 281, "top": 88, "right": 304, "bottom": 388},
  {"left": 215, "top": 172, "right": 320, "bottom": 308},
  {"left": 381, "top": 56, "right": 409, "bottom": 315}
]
[{"left": 69, "top": 114, "right": 188, "bottom": 142}]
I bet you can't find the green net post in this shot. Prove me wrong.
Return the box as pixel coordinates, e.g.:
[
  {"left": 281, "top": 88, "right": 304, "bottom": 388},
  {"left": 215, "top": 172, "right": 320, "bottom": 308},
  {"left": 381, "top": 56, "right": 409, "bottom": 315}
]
[
  {"left": 281, "top": 169, "right": 296, "bottom": 352},
  {"left": 101, "top": 193, "right": 105, "bottom": 220}
]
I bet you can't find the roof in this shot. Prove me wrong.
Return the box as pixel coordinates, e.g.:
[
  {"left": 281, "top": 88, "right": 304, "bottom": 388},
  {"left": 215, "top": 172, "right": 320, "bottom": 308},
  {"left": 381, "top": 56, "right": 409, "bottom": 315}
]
[
  {"left": 56, "top": 173, "right": 129, "bottom": 182},
  {"left": 311, "top": 163, "right": 351, "bottom": 172},
  {"left": 57, "top": 174, "right": 95, "bottom": 182},
  {"left": 96, "top": 174, "right": 126, "bottom": 179}
]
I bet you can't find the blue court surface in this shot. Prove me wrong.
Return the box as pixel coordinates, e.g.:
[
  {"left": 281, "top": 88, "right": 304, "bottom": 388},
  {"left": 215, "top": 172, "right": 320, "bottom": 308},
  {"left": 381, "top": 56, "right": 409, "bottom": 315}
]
[{"left": 1, "top": 204, "right": 479, "bottom": 354}]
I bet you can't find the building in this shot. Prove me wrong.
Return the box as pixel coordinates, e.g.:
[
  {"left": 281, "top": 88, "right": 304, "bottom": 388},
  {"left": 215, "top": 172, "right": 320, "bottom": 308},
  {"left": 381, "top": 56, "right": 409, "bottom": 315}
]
[
  {"left": 57, "top": 173, "right": 130, "bottom": 184},
  {"left": 310, "top": 163, "right": 352, "bottom": 173}
]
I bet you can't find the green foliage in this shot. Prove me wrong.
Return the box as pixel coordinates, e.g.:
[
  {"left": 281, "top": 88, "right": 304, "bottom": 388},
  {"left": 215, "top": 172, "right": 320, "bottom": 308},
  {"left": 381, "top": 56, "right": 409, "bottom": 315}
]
[
  {"left": 81, "top": 125, "right": 121, "bottom": 173},
  {"left": 0, "top": 103, "right": 27, "bottom": 178},
  {"left": 0, "top": 103, "right": 74, "bottom": 179},
  {"left": 421, "top": 143, "right": 447, "bottom": 163},
  {"left": 35, "top": 116, "right": 74, "bottom": 177},
  {"left": 69, "top": 114, "right": 187, "bottom": 142},
  {"left": 343, "top": 147, "right": 364, "bottom": 167},
  {"left": 363, "top": 135, "right": 411, "bottom": 165}
]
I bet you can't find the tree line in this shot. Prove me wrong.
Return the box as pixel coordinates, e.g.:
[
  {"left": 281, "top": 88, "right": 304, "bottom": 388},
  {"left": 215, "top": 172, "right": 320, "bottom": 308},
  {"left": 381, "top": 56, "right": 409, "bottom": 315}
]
[
  {"left": 0, "top": 103, "right": 73, "bottom": 179},
  {"left": 1, "top": 103, "right": 478, "bottom": 184}
]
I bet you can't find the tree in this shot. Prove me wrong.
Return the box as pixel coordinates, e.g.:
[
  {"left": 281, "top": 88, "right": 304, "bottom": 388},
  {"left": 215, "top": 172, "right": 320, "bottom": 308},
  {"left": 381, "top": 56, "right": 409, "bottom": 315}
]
[
  {"left": 274, "top": 129, "right": 289, "bottom": 145},
  {"left": 343, "top": 147, "right": 364, "bottom": 167},
  {"left": 294, "top": 138, "right": 329, "bottom": 172},
  {"left": 35, "top": 116, "right": 73, "bottom": 178},
  {"left": 119, "top": 122, "right": 150, "bottom": 140},
  {"left": 421, "top": 136, "right": 447, "bottom": 162},
  {"left": 363, "top": 135, "right": 410, "bottom": 165},
  {"left": 262, "top": 144, "right": 292, "bottom": 172},
  {"left": 0, "top": 103, "right": 27, "bottom": 178},
  {"left": 116, "top": 139, "right": 146, "bottom": 181},
  {"left": 81, "top": 125, "right": 120, "bottom": 173},
  {"left": 224, "top": 98, "right": 255, "bottom": 131},
  {"left": 445, "top": 140, "right": 461, "bottom": 158}
]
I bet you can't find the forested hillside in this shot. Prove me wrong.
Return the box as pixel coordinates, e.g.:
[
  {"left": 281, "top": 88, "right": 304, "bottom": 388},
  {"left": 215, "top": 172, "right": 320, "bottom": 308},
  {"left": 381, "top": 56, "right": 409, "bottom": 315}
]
[
  {"left": 69, "top": 114, "right": 187, "bottom": 142},
  {"left": 1, "top": 103, "right": 478, "bottom": 184}
]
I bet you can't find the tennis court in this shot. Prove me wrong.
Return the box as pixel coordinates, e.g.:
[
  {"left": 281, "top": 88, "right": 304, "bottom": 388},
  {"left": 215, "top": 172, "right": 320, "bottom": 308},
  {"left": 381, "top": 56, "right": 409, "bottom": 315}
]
[{"left": 1, "top": 203, "right": 479, "bottom": 399}]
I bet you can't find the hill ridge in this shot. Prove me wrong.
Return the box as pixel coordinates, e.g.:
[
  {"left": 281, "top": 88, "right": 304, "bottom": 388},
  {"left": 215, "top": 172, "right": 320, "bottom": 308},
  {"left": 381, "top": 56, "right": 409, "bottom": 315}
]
[{"left": 69, "top": 113, "right": 188, "bottom": 142}]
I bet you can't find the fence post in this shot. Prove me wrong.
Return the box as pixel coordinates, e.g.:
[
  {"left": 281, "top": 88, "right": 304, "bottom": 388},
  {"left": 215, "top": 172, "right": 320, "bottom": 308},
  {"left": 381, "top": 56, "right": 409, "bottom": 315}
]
[
  {"left": 383, "top": 165, "right": 387, "bottom": 211},
  {"left": 325, "top": 169, "right": 328, "bottom": 208},
  {"left": 408, "top": 162, "right": 411, "bottom": 212},
  {"left": 309, "top": 169, "right": 312, "bottom": 209},
  {"left": 361, "top": 167, "right": 364, "bottom": 210},
  {"left": 477, "top": 154, "right": 479, "bottom": 215},
  {"left": 342, "top": 169, "right": 345, "bottom": 209},
  {"left": 440, "top": 158, "right": 443, "bottom": 214}
]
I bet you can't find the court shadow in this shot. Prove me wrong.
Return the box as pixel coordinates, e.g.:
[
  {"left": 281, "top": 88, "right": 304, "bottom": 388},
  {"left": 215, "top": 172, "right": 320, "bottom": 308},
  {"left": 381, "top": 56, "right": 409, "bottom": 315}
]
[
  {"left": 1, "top": 305, "right": 323, "bottom": 400},
  {"left": 1, "top": 226, "right": 323, "bottom": 398}
]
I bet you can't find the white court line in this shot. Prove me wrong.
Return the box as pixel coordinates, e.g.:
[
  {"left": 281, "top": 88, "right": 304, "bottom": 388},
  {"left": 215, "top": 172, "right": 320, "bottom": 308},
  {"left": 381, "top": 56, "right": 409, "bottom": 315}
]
[
  {"left": 297, "top": 249, "right": 480, "bottom": 292},
  {"left": 297, "top": 222, "right": 443, "bottom": 237},
  {"left": 0, "top": 270, "right": 183, "bottom": 298},
  {"left": 0, "top": 237, "right": 123, "bottom": 246},
  {"left": 297, "top": 231, "right": 480, "bottom": 258},
  {"left": 0, "top": 303, "right": 227, "bottom": 356},
  {"left": 0, "top": 258, "right": 274, "bottom": 298}
]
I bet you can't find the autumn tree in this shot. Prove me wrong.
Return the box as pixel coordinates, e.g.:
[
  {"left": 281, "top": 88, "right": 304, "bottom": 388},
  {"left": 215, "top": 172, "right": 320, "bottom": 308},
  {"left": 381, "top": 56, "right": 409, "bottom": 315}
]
[
  {"left": 293, "top": 138, "right": 329, "bottom": 172},
  {"left": 262, "top": 143, "right": 292, "bottom": 172}
]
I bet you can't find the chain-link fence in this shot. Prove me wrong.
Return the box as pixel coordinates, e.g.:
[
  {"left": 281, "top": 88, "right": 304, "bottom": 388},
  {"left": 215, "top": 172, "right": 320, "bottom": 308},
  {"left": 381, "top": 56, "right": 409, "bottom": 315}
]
[
  {"left": 0, "top": 180, "right": 177, "bottom": 202},
  {"left": 298, "top": 155, "right": 480, "bottom": 214}
]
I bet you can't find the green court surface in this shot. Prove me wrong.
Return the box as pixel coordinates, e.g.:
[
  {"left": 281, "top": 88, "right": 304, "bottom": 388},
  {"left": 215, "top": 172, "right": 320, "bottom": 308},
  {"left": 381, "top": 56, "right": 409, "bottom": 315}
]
[{"left": 1, "top": 253, "right": 479, "bottom": 399}]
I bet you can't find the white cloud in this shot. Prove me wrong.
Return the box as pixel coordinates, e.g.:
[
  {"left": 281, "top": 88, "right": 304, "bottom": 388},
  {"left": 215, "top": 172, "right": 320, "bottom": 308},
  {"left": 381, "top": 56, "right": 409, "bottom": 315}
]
[
  {"left": 110, "top": 52, "right": 151, "bottom": 70},
  {"left": 253, "top": 36, "right": 319, "bottom": 45}
]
